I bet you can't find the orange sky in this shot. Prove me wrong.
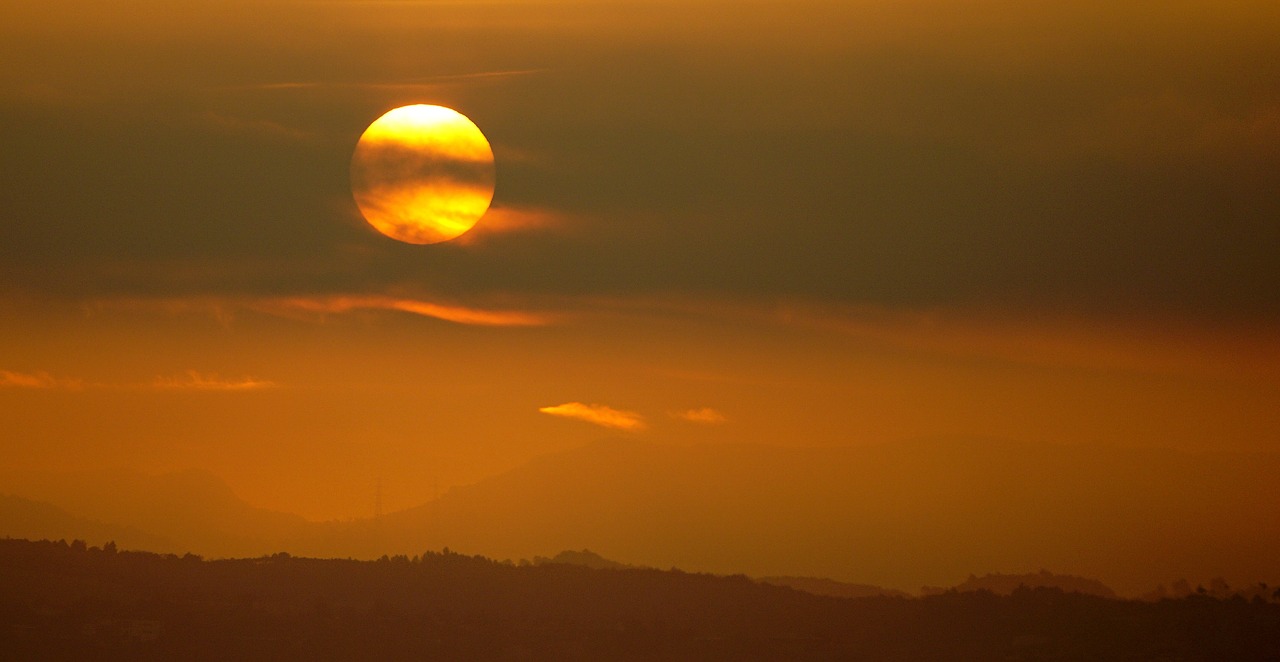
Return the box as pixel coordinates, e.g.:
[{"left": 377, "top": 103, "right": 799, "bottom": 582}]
[
  {"left": 3, "top": 296, "right": 1276, "bottom": 521},
  {"left": 2, "top": 0, "right": 1278, "bottom": 591}
]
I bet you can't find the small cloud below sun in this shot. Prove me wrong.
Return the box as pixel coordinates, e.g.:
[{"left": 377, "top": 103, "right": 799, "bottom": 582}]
[{"left": 538, "top": 402, "right": 646, "bottom": 431}]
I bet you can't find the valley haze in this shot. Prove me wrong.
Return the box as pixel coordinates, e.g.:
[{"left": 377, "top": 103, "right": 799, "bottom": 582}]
[{"left": 4, "top": 437, "right": 1277, "bottom": 597}]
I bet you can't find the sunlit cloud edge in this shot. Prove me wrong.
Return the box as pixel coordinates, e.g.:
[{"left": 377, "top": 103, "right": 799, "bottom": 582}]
[
  {"left": 88, "top": 294, "right": 555, "bottom": 328},
  {"left": 538, "top": 402, "right": 646, "bottom": 431},
  {"left": 261, "top": 295, "right": 552, "bottom": 326}
]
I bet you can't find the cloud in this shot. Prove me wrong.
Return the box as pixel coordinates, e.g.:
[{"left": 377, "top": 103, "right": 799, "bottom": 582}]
[
  {"left": 90, "top": 294, "right": 554, "bottom": 327},
  {"left": 1013, "top": 95, "right": 1280, "bottom": 164},
  {"left": 538, "top": 402, "right": 646, "bottom": 431},
  {"left": 198, "top": 111, "right": 314, "bottom": 144},
  {"left": 263, "top": 295, "right": 552, "bottom": 326},
  {"left": 0, "top": 370, "right": 81, "bottom": 390},
  {"left": 452, "top": 206, "right": 566, "bottom": 246},
  {"left": 0, "top": 369, "right": 276, "bottom": 391},
  {"left": 674, "top": 407, "right": 727, "bottom": 424},
  {"left": 151, "top": 371, "right": 278, "bottom": 391},
  {"left": 234, "top": 69, "right": 547, "bottom": 93},
  {"left": 765, "top": 302, "right": 1280, "bottom": 384}
]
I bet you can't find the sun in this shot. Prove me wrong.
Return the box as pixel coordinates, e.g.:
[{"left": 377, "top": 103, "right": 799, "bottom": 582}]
[{"left": 350, "top": 105, "right": 496, "bottom": 244}]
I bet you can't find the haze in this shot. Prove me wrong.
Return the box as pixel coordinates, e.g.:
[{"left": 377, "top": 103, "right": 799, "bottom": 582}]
[{"left": 2, "top": 0, "right": 1277, "bottom": 596}]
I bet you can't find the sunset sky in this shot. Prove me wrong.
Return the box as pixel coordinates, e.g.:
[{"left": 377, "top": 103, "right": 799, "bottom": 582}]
[{"left": 2, "top": 0, "right": 1278, "bottom": 586}]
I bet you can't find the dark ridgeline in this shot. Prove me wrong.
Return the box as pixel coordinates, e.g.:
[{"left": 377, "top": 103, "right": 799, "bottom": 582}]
[
  {"left": 921, "top": 571, "right": 1118, "bottom": 599},
  {"left": 2, "top": 539, "right": 1279, "bottom": 661}
]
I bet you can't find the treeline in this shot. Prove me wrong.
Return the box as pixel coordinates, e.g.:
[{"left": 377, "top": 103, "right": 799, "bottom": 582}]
[{"left": 2, "top": 538, "right": 1279, "bottom": 661}]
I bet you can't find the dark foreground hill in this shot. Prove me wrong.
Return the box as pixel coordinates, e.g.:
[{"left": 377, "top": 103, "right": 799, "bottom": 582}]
[{"left": 2, "top": 539, "right": 1279, "bottom": 661}]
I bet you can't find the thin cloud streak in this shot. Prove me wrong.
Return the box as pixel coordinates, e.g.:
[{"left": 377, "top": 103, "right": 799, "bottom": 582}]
[
  {"left": 239, "top": 69, "right": 547, "bottom": 92},
  {"left": 453, "top": 206, "right": 565, "bottom": 246},
  {"left": 539, "top": 402, "right": 646, "bottom": 431},
  {"left": 88, "top": 294, "right": 554, "bottom": 327},
  {"left": 85, "top": 291, "right": 1276, "bottom": 380},
  {"left": 198, "top": 111, "right": 314, "bottom": 143},
  {"left": 1, "top": 369, "right": 277, "bottom": 391},
  {"left": 562, "top": 294, "right": 1280, "bottom": 384},
  {"left": 768, "top": 302, "right": 1280, "bottom": 384},
  {"left": 0, "top": 370, "right": 81, "bottom": 390},
  {"left": 265, "top": 295, "right": 552, "bottom": 326},
  {"left": 151, "top": 371, "right": 278, "bottom": 391}
]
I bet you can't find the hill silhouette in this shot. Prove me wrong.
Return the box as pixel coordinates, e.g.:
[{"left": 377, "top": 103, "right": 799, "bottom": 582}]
[
  {"left": 922, "top": 570, "right": 1117, "bottom": 598},
  {"left": 3, "top": 438, "right": 1279, "bottom": 596},
  {"left": 533, "top": 548, "right": 637, "bottom": 570},
  {"left": 0, "top": 494, "right": 171, "bottom": 552},
  {"left": 296, "top": 437, "right": 1280, "bottom": 595},
  {"left": 0, "top": 468, "right": 308, "bottom": 557},
  {"left": 758, "top": 576, "right": 910, "bottom": 599},
  {"left": 1, "top": 537, "right": 1278, "bottom": 661}
]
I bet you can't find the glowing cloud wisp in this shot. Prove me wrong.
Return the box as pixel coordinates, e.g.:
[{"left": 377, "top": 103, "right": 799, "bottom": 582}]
[{"left": 538, "top": 402, "right": 646, "bottom": 431}]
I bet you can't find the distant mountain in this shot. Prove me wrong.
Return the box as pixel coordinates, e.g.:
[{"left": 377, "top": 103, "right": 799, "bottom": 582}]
[
  {"left": 0, "top": 493, "right": 171, "bottom": 552},
  {"left": 293, "top": 437, "right": 1280, "bottom": 596},
  {"left": 6, "top": 438, "right": 1279, "bottom": 597},
  {"left": 922, "top": 570, "right": 1116, "bottom": 599},
  {"left": 0, "top": 468, "right": 309, "bottom": 557},
  {"left": 759, "top": 576, "right": 910, "bottom": 599},
  {"left": 533, "top": 548, "right": 638, "bottom": 570}
]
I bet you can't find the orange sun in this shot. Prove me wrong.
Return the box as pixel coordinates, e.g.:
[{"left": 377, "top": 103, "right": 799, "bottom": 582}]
[{"left": 350, "top": 105, "right": 496, "bottom": 244}]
